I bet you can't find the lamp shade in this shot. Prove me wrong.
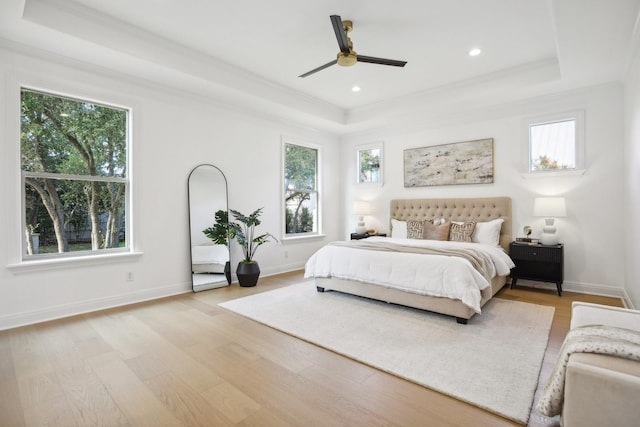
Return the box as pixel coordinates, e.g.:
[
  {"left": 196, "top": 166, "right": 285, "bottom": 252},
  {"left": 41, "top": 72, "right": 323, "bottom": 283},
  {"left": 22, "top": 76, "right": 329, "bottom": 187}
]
[
  {"left": 533, "top": 197, "right": 566, "bottom": 217},
  {"left": 353, "top": 201, "right": 374, "bottom": 216}
]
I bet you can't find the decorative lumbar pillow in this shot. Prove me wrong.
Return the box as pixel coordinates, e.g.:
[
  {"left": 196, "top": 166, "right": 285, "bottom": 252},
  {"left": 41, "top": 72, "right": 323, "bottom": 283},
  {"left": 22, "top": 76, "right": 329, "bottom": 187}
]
[
  {"left": 472, "top": 218, "right": 504, "bottom": 246},
  {"left": 406, "top": 219, "right": 425, "bottom": 239},
  {"left": 450, "top": 221, "right": 477, "bottom": 242},
  {"left": 391, "top": 219, "right": 408, "bottom": 239},
  {"left": 423, "top": 220, "right": 452, "bottom": 241}
]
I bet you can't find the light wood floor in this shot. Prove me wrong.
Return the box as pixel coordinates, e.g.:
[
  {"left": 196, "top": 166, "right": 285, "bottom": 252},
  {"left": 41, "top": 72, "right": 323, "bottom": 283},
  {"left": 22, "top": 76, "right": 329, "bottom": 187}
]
[{"left": 0, "top": 271, "right": 623, "bottom": 427}]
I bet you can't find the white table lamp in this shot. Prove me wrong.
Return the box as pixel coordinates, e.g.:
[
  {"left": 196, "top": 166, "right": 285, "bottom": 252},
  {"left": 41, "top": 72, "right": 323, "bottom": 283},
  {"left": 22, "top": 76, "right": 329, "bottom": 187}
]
[
  {"left": 533, "top": 197, "right": 566, "bottom": 245},
  {"left": 353, "top": 201, "right": 373, "bottom": 234}
]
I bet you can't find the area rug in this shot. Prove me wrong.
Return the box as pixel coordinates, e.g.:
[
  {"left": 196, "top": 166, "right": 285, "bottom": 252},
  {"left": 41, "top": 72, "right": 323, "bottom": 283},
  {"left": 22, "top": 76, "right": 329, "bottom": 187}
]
[{"left": 219, "top": 283, "right": 555, "bottom": 424}]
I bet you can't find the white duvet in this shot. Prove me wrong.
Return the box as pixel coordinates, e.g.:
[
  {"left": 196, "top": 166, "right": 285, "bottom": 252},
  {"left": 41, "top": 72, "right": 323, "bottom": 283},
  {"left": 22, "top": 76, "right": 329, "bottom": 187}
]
[{"left": 304, "top": 237, "right": 515, "bottom": 313}]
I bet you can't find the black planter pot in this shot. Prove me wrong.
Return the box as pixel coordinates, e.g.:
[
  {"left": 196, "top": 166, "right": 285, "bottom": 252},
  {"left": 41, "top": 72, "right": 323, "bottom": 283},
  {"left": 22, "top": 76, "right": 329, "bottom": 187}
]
[
  {"left": 236, "top": 261, "right": 260, "bottom": 287},
  {"left": 224, "top": 261, "right": 232, "bottom": 285}
]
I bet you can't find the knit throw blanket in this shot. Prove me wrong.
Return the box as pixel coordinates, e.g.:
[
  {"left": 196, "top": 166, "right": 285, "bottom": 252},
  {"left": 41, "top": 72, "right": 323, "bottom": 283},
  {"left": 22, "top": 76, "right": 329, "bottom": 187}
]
[{"left": 537, "top": 325, "right": 640, "bottom": 417}]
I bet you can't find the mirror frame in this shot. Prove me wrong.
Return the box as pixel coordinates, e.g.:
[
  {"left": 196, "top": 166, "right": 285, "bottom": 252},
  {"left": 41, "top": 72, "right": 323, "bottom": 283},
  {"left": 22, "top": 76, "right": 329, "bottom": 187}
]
[{"left": 187, "top": 164, "right": 230, "bottom": 292}]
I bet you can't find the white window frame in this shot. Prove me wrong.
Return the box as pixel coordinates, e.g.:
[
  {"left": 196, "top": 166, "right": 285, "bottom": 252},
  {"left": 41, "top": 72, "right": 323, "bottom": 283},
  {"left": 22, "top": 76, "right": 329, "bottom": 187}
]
[
  {"left": 281, "top": 137, "right": 323, "bottom": 241},
  {"left": 523, "top": 110, "right": 586, "bottom": 177},
  {"left": 8, "top": 81, "right": 137, "bottom": 270}
]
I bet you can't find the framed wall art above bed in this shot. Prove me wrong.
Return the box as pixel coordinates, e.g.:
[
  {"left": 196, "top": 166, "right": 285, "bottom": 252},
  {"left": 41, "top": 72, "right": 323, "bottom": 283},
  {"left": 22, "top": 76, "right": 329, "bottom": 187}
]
[{"left": 404, "top": 138, "right": 494, "bottom": 187}]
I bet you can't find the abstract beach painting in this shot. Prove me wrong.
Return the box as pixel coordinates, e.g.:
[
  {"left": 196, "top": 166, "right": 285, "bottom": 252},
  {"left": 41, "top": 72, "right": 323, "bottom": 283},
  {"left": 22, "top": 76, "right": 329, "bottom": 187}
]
[{"left": 404, "top": 138, "right": 494, "bottom": 187}]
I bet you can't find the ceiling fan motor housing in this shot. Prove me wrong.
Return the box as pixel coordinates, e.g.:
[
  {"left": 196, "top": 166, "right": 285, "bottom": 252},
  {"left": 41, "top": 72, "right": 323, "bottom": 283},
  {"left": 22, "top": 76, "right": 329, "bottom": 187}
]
[{"left": 337, "top": 51, "right": 357, "bottom": 67}]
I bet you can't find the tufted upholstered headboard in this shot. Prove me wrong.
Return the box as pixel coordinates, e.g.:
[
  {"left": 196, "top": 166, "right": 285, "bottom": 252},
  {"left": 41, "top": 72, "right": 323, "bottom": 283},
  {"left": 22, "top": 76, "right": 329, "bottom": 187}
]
[{"left": 390, "top": 197, "right": 512, "bottom": 251}]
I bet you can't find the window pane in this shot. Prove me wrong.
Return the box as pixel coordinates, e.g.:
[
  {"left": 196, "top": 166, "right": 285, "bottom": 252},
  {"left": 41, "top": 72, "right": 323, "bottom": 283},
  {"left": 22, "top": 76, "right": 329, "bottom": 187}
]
[
  {"left": 285, "top": 190, "right": 317, "bottom": 234},
  {"left": 24, "top": 178, "right": 126, "bottom": 254},
  {"left": 21, "top": 89, "right": 127, "bottom": 177},
  {"left": 284, "top": 143, "right": 316, "bottom": 191},
  {"left": 530, "top": 119, "right": 576, "bottom": 171},
  {"left": 358, "top": 148, "right": 381, "bottom": 183}
]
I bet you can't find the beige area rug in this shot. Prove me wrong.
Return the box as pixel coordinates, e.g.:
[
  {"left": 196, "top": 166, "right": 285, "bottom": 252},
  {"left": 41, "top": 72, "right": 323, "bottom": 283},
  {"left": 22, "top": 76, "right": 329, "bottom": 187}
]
[{"left": 219, "top": 283, "right": 555, "bottom": 424}]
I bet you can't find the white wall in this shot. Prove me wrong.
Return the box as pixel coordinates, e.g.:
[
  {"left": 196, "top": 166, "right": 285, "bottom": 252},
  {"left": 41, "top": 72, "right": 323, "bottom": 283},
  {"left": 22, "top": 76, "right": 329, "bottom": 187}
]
[
  {"left": 624, "top": 41, "right": 640, "bottom": 309},
  {"left": 341, "top": 84, "right": 626, "bottom": 297},
  {"left": 0, "top": 46, "right": 341, "bottom": 330}
]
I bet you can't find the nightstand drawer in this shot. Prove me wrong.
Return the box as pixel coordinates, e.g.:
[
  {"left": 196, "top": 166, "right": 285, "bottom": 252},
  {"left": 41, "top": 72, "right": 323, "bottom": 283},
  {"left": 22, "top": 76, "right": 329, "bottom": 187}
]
[{"left": 509, "top": 244, "right": 562, "bottom": 263}]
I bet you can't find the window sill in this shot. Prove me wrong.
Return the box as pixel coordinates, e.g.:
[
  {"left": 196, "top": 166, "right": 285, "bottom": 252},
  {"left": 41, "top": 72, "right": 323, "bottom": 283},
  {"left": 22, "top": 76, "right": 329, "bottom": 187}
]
[
  {"left": 282, "top": 234, "right": 327, "bottom": 243},
  {"left": 521, "top": 169, "right": 585, "bottom": 179},
  {"left": 8, "top": 251, "right": 143, "bottom": 274}
]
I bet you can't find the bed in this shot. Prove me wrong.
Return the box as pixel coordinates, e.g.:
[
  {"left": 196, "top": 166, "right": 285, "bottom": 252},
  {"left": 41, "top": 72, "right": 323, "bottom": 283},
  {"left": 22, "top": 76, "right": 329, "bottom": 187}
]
[{"left": 305, "top": 197, "right": 513, "bottom": 324}]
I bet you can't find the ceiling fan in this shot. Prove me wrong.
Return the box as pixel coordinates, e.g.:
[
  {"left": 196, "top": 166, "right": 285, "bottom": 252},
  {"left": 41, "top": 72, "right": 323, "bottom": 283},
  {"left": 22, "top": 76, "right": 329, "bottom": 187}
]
[{"left": 299, "top": 15, "right": 407, "bottom": 78}]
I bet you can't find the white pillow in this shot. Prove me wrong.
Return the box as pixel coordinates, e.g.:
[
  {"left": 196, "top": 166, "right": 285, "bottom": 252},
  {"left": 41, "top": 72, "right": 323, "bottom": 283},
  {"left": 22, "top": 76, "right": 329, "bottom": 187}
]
[
  {"left": 472, "top": 218, "right": 504, "bottom": 246},
  {"left": 391, "top": 219, "right": 407, "bottom": 239}
]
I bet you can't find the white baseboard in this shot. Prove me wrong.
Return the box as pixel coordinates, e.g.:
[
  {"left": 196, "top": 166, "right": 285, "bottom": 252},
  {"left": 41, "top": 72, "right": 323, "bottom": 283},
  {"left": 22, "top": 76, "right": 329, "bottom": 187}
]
[
  {"left": 621, "top": 289, "right": 636, "bottom": 309},
  {"left": 512, "top": 279, "right": 625, "bottom": 300},
  {"left": 0, "top": 281, "right": 192, "bottom": 331}
]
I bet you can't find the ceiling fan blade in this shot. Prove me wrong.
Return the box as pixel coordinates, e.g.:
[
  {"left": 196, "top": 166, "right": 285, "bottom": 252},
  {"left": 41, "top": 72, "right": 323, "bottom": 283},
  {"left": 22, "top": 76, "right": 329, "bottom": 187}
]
[
  {"left": 357, "top": 55, "right": 407, "bottom": 67},
  {"left": 330, "top": 15, "right": 350, "bottom": 53},
  {"left": 298, "top": 59, "right": 337, "bottom": 78}
]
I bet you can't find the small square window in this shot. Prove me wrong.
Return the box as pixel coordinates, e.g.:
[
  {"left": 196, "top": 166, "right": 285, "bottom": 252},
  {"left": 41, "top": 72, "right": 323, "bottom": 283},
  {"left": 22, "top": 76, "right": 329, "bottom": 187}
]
[{"left": 525, "top": 111, "right": 584, "bottom": 174}]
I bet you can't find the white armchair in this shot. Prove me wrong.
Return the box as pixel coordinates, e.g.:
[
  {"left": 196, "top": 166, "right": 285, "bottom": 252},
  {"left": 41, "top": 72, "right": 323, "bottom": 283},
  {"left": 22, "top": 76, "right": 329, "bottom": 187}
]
[{"left": 561, "top": 302, "right": 640, "bottom": 427}]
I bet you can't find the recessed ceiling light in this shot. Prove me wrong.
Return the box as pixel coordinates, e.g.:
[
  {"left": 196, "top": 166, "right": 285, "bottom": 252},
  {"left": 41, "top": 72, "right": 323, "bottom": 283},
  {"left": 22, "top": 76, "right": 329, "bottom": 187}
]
[
  {"left": 469, "top": 48, "right": 482, "bottom": 57},
  {"left": 352, "top": 86, "right": 361, "bottom": 92}
]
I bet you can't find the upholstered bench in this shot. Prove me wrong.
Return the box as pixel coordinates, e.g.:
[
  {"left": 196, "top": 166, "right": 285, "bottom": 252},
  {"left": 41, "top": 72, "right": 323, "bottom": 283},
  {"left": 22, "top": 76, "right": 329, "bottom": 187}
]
[{"left": 562, "top": 302, "right": 640, "bottom": 427}]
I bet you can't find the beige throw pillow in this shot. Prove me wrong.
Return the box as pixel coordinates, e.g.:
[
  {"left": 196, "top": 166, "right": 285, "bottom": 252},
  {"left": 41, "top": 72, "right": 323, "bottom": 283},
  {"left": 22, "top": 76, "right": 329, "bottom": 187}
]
[{"left": 423, "top": 221, "right": 452, "bottom": 241}]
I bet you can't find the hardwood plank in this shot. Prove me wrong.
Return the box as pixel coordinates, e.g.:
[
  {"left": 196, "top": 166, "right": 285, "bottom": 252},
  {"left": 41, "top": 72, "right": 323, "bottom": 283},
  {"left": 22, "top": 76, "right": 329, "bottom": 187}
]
[
  {"left": 0, "top": 378, "right": 27, "bottom": 427},
  {"left": 22, "top": 394, "right": 79, "bottom": 427},
  {"left": 53, "top": 349, "right": 128, "bottom": 426},
  {"left": 16, "top": 372, "right": 66, "bottom": 411},
  {"left": 143, "top": 371, "right": 232, "bottom": 426},
  {"left": 199, "top": 381, "right": 261, "bottom": 424},
  {"left": 87, "top": 354, "right": 183, "bottom": 427},
  {"left": 9, "top": 326, "right": 53, "bottom": 380}
]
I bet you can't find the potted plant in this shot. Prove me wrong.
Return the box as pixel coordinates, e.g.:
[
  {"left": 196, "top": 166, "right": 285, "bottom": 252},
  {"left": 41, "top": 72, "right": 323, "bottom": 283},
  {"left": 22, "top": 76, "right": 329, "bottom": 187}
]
[
  {"left": 202, "top": 209, "right": 233, "bottom": 284},
  {"left": 229, "top": 207, "right": 278, "bottom": 287}
]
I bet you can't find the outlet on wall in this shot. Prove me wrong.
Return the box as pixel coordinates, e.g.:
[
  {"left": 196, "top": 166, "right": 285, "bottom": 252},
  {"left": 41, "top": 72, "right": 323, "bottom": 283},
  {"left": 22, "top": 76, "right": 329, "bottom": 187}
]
[
  {"left": 284, "top": 251, "right": 288, "bottom": 259},
  {"left": 126, "top": 272, "right": 134, "bottom": 281}
]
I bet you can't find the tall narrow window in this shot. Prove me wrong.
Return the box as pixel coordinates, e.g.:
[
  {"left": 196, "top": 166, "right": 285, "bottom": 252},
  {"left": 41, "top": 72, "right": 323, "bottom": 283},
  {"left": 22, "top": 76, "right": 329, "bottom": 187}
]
[
  {"left": 357, "top": 143, "right": 383, "bottom": 184},
  {"left": 21, "top": 88, "right": 129, "bottom": 258},
  {"left": 526, "top": 111, "right": 584, "bottom": 173},
  {"left": 283, "top": 141, "right": 319, "bottom": 237}
]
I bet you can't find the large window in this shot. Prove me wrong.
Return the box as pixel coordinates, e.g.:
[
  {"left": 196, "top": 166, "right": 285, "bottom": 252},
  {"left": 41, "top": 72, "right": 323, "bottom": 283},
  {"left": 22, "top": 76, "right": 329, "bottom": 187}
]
[
  {"left": 526, "top": 111, "right": 584, "bottom": 173},
  {"left": 283, "top": 141, "right": 319, "bottom": 237},
  {"left": 20, "top": 88, "right": 129, "bottom": 259}
]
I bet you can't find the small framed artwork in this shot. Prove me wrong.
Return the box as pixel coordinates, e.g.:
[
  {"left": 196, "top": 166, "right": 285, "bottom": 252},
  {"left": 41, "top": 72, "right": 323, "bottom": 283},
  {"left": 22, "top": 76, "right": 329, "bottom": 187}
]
[{"left": 357, "top": 143, "right": 383, "bottom": 184}]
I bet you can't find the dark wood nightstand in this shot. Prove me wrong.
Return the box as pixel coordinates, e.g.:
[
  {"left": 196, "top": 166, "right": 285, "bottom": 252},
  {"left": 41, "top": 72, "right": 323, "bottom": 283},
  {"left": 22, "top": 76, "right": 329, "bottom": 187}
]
[
  {"left": 509, "top": 242, "right": 564, "bottom": 296},
  {"left": 350, "top": 233, "right": 387, "bottom": 240}
]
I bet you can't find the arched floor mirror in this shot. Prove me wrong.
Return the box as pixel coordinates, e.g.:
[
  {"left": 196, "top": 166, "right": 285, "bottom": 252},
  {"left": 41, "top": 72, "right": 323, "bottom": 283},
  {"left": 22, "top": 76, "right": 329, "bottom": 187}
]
[{"left": 188, "top": 164, "right": 230, "bottom": 292}]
